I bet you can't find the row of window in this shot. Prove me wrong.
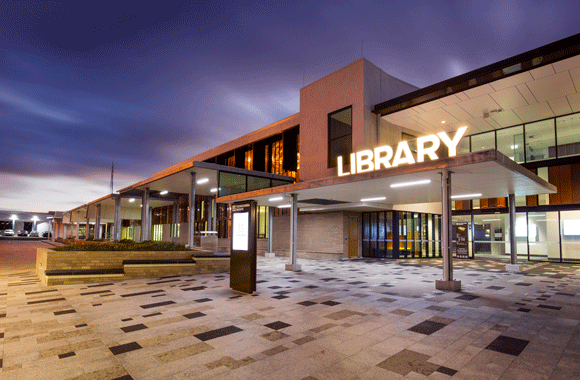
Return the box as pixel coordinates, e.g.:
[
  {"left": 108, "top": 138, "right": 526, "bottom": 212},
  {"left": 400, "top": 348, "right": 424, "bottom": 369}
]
[{"left": 457, "top": 112, "right": 580, "bottom": 163}]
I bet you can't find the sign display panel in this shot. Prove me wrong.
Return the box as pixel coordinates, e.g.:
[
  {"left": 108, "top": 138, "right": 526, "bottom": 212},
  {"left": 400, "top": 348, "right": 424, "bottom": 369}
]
[
  {"left": 455, "top": 222, "right": 469, "bottom": 259},
  {"left": 232, "top": 212, "right": 249, "bottom": 251}
]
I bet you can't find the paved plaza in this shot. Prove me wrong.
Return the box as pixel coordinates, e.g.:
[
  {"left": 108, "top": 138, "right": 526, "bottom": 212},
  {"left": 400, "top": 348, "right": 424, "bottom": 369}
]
[{"left": 1, "top": 241, "right": 580, "bottom": 379}]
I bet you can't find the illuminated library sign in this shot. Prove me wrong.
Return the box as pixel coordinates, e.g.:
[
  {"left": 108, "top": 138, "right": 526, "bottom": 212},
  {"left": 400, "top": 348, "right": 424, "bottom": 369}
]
[{"left": 337, "top": 127, "right": 467, "bottom": 177}]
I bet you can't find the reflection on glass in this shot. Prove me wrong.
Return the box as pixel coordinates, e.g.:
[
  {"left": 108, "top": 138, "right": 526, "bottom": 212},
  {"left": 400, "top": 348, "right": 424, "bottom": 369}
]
[
  {"left": 218, "top": 172, "right": 246, "bottom": 197},
  {"left": 525, "top": 119, "right": 555, "bottom": 162},
  {"left": 556, "top": 114, "right": 580, "bottom": 157},
  {"left": 471, "top": 131, "right": 495, "bottom": 152},
  {"left": 528, "top": 212, "right": 559, "bottom": 261},
  {"left": 473, "top": 214, "right": 509, "bottom": 258},
  {"left": 537, "top": 167, "right": 549, "bottom": 205},
  {"left": 561, "top": 210, "right": 580, "bottom": 262},
  {"left": 496, "top": 126, "right": 524, "bottom": 162},
  {"left": 457, "top": 136, "right": 470, "bottom": 155}
]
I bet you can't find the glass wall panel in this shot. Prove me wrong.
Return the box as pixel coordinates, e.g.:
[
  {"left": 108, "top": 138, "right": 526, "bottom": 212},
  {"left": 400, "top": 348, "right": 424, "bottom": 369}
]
[
  {"left": 471, "top": 131, "right": 495, "bottom": 152},
  {"left": 528, "top": 212, "right": 559, "bottom": 261},
  {"left": 496, "top": 126, "right": 524, "bottom": 162},
  {"left": 473, "top": 214, "right": 509, "bottom": 258},
  {"left": 247, "top": 176, "right": 270, "bottom": 192},
  {"left": 525, "top": 119, "right": 555, "bottom": 162},
  {"left": 218, "top": 172, "right": 246, "bottom": 196},
  {"left": 457, "top": 137, "right": 470, "bottom": 155},
  {"left": 328, "top": 107, "right": 352, "bottom": 168},
  {"left": 561, "top": 210, "right": 580, "bottom": 262},
  {"left": 556, "top": 114, "right": 580, "bottom": 158},
  {"left": 452, "top": 215, "right": 472, "bottom": 258},
  {"left": 515, "top": 212, "right": 528, "bottom": 260}
]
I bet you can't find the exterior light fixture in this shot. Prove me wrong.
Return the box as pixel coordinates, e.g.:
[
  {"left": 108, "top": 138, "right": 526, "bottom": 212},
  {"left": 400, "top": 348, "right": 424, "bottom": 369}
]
[
  {"left": 32, "top": 216, "right": 39, "bottom": 221},
  {"left": 390, "top": 179, "right": 431, "bottom": 188},
  {"left": 269, "top": 196, "right": 284, "bottom": 201},
  {"left": 10, "top": 214, "right": 17, "bottom": 220},
  {"left": 197, "top": 178, "right": 209, "bottom": 184},
  {"left": 210, "top": 188, "right": 218, "bottom": 193},
  {"left": 451, "top": 193, "right": 482, "bottom": 199},
  {"left": 360, "top": 196, "right": 386, "bottom": 202},
  {"left": 159, "top": 190, "right": 168, "bottom": 195},
  {"left": 277, "top": 204, "right": 291, "bottom": 208},
  {"left": 129, "top": 198, "right": 135, "bottom": 202}
]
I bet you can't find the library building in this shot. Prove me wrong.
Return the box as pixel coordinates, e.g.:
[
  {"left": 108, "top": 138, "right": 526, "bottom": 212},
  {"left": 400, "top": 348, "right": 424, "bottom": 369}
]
[{"left": 53, "top": 33, "right": 580, "bottom": 272}]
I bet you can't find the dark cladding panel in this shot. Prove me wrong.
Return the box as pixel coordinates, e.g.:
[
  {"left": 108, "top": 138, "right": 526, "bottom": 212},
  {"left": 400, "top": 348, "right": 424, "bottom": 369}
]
[{"left": 229, "top": 201, "right": 257, "bottom": 294}]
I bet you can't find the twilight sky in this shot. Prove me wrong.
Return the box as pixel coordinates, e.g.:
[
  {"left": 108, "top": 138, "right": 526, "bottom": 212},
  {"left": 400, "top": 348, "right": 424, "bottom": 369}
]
[{"left": 1, "top": 0, "right": 579, "bottom": 213}]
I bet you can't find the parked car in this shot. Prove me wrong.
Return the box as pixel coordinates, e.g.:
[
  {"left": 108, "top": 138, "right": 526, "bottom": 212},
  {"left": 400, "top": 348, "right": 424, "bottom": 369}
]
[
  {"left": 17, "top": 230, "right": 29, "bottom": 236},
  {"left": 3, "top": 229, "right": 14, "bottom": 236},
  {"left": 29, "top": 231, "right": 39, "bottom": 237}
]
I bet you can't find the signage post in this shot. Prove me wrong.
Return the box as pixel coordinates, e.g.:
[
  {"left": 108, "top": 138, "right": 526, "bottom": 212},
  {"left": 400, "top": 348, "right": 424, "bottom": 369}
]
[
  {"left": 455, "top": 222, "right": 469, "bottom": 259},
  {"left": 230, "top": 200, "right": 257, "bottom": 294}
]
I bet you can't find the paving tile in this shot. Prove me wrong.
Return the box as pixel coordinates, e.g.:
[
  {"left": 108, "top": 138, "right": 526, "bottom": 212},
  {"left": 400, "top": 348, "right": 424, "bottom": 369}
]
[
  {"left": 408, "top": 320, "right": 447, "bottom": 335},
  {"left": 109, "top": 341, "right": 142, "bottom": 355},
  {"left": 377, "top": 349, "right": 439, "bottom": 376},
  {"left": 194, "top": 325, "right": 243, "bottom": 341},
  {"left": 121, "top": 323, "right": 148, "bottom": 333},
  {"left": 485, "top": 335, "right": 529, "bottom": 356},
  {"left": 264, "top": 321, "right": 291, "bottom": 330},
  {"left": 183, "top": 312, "right": 205, "bottom": 319}
]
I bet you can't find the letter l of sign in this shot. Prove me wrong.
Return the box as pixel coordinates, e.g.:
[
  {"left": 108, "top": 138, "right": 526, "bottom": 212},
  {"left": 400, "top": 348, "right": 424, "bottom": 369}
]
[{"left": 337, "top": 156, "right": 349, "bottom": 176}]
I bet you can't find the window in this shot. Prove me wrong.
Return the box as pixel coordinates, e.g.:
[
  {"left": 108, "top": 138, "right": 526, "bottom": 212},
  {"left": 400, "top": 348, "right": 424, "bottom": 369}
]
[
  {"left": 556, "top": 114, "right": 580, "bottom": 157},
  {"left": 170, "top": 223, "right": 180, "bottom": 238},
  {"left": 470, "top": 131, "right": 495, "bottom": 152},
  {"left": 496, "top": 126, "right": 524, "bottom": 162},
  {"left": 525, "top": 119, "right": 555, "bottom": 162},
  {"left": 152, "top": 224, "right": 162, "bottom": 241},
  {"left": 257, "top": 206, "right": 269, "bottom": 238},
  {"left": 328, "top": 106, "right": 352, "bottom": 168}
]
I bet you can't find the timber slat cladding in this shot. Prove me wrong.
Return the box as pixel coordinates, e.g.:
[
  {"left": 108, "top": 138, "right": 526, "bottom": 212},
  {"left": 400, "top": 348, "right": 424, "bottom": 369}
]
[{"left": 548, "top": 163, "right": 580, "bottom": 205}]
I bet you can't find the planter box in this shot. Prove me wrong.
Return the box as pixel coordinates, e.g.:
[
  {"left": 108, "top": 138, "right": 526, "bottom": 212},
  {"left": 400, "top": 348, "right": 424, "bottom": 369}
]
[{"left": 36, "top": 248, "right": 229, "bottom": 285}]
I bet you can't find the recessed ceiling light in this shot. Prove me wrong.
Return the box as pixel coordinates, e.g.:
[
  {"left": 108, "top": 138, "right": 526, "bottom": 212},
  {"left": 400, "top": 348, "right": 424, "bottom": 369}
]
[
  {"left": 128, "top": 198, "right": 135, "bottom": 202},
  {"left": 360, "top": 196, "right": 386, "bottom": 202},
  {"left": 197, "top": 178, "right": 209, "bottom": 184},
  {"left": 277, "top": 204, "right": 291, "bottom": 208},
  {"left": 451, "top": 193, "right": 482, "bottom": 199},
  {"left": 390, "top": 179, "right": 431, "bottom": 188},
  {"left": 269, "top": 196, "right": 284, "bottom": 201},
  {"left": 210, "top": 188, "right": 218, "bottom": 193},
  {"left": 300, "top": 208, "right": 323, "bottom": 212},
  {"left": 441, "top": 120, "right": 446, "bottom": 124},
  {"left": 159, "top": 190, "right": 168, "bottom": 195},
  {"left": 510, "top": 145, "right": 519, "bottom": 149}
]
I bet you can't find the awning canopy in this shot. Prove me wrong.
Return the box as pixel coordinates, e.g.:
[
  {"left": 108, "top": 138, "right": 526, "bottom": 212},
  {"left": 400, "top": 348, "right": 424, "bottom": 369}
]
[{"left": 216, "top": 150, "right": 556, "bottom": 211}]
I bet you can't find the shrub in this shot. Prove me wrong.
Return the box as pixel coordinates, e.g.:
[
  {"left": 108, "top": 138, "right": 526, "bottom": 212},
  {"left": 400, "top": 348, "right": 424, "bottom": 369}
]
[{"left": 52, "top": 240, "right": 190, "bottom": 252}]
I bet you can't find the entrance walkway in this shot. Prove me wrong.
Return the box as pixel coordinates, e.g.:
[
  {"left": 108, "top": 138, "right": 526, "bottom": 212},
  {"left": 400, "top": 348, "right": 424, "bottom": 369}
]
[{"left": 1, "top": 254, "right": 579, "bottom": 379}]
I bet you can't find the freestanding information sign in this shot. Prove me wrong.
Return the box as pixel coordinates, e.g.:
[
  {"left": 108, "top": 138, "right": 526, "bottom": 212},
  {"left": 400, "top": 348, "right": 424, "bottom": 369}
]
[
  {"left": 230, "top": 200, "right": 257, "bottom": 294},
  {"left": 455, "top": 222, "right": 469, "bottom": 259}
]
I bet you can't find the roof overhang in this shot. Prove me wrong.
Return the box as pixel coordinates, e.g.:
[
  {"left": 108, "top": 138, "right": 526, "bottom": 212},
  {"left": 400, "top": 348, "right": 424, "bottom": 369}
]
[
  {"left": 217, "top": 150, "right": 556, "bottom": 211},
  {"left": 374, "top": 33, "right": 580, "bottom": 136}
]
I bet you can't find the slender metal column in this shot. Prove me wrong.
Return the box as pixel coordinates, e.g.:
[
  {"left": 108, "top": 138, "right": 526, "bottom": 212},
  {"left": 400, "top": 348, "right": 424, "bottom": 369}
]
[
  {"left": 172, "top": 201, "right": 178, "bottom": 244},
  {"left": 285, "top": 194, "right": 301, "bottom": 271},
  {"left": 113, "top": 195, "right": 121, "bottom": 241},
  {"left": 85, "top": 206, "right": 90, "bottom": 240},
  {"left": 509, "top": 193, "right": 517, "bottom": 265},
  {"left": 141, "top": 188, "right": 150, "bottom": 242},
  {"left": 268, "top": 206, "right": 273, "bottom": 253},
  {"left": 441, "top": 170, "right": 453, "bottom": 281},
  {"left": 189, "top": 172, "right": 196, "bottom": 248},
  {"left": 149, "top": 208, "right": 153, "bottom": 240},
  {"left": 76, "top": 211, "right": 80, "bottom": 238},
  {"left": 95, "top": 204, "right": 102, "bottom": 239},
  {"left": 211, "top": 195, "right": 217, "bottom": 231}
]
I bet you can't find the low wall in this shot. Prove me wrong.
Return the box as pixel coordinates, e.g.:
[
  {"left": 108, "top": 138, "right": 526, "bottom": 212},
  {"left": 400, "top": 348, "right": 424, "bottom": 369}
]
[{"left": 36, "top": 248, "right": 229, "bottom": 285}]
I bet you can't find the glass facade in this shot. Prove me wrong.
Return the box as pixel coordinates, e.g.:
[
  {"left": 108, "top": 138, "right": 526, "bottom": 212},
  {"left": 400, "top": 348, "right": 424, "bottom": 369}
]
[{"left": 362, "top": 211, "right": 441, "bottom": 258}]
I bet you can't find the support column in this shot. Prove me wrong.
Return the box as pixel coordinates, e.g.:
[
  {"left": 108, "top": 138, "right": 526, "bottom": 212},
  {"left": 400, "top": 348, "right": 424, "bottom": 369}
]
[
  {"left": 436, "top": 170, "right": 461, "bottom": 291},
  {"left": 285, "top": 193, "right": 301, "bottom": 271},
  {"left": 64, "top": 224, "right": 68, "bottom": 239},
  {"left": 188, "top": 172, "right": 196, "bottom": 248},
  {"left": 76, "top": 211, "right": 80, "bottom": 239},
  {"left": 141, "top": 188, "right": 150, "bottom": 242},
  {"left": 172, "top": 201, "right": 179, "bottom": 244},
  {"left": 113, "top": 195, "right": 121, "bottom": 241},
  {"left": 85, "top": 206, "right": 90, "bottom": 240},
  {"left": 265, "top": 206, "right": 275, "bottom": 257},
  {"left": 95, "top": 204, "right": 102, "bottom": 240},
  {"left": 212, "top": 195, "right": 217, "bottom": 231},
  {"left": 506, "top": 193, "right": 521, "bottom": 272}
]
